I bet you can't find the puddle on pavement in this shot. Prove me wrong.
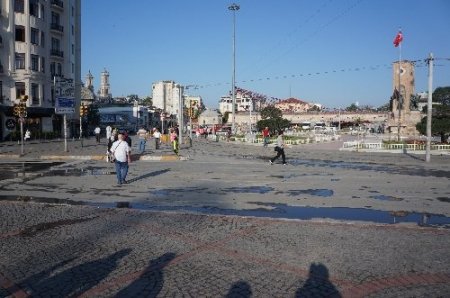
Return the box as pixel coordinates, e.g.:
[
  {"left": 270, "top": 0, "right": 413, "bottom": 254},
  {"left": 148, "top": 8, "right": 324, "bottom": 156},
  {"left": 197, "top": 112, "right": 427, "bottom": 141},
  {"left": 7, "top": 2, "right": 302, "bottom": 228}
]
[
  {"left": 0, "top": 162, "right": 114, "bottom": 180},
  {"left": 150, "top": 187, "right": 208, "bottom": 196},
  {"left": 2, "top": 195, "right": 450, "bottom": 228},
  {"left": 372, "top": 195, "right": 403, "bottom": 202},
  {"left": 221, "top": 186, "right": 274, "bottom": 194},
  {"left": 0, "top": 162, "right": 65, "bottom": 180},
  {"left": 284, "top": 189, "right": 334, "bottom": 197},
  {"left": 437, "top": 197, "right": 450, "bottom": 203},
  {"left": 289, "top": 159, "right": 450, "bottom": 178}
]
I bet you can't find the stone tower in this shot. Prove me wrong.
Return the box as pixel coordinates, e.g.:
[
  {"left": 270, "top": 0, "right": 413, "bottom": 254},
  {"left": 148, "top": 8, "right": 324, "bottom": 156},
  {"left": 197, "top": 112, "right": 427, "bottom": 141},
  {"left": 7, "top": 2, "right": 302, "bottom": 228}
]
[
  {"left": 85, "top": 70, "right": 94, "bottom": 92},
  {"left": 98, "top": 68, "right": 112, "bottom": 101},
  {"left": 387, "top": 60, "right": 421, "bottom": 137}
]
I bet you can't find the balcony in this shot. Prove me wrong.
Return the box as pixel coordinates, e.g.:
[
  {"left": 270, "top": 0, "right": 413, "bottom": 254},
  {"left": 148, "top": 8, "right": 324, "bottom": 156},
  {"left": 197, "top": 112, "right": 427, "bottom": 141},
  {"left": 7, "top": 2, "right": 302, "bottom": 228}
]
[
  {"left": 50, "top": 49, "right": 64, "bottom": 58},
  {"left": 50, "top": 23, "right": 64, "bottom": 33},
  {"left": 51, "top": 0, "right": 64, "bottom": 10}
]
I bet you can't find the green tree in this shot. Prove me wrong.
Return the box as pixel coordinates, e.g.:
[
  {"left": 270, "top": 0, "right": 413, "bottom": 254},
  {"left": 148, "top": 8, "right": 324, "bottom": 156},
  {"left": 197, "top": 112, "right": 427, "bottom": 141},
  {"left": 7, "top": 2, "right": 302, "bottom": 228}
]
[
  {"left": 87, "top": 104, "right": 100, "bottom": 127},
  {"left": 256, "top": 106, "right": 290, "bottom": 134},
  {"left": 345, "top": 103, "right": 358, "bottom": 112},
  {"left": 416, "top": 86, "right": 450, "bottom": 143},
  {"left": 222, "top": 111, "right": 230, "bottom": 124},
  {"left": 142, "top": 96, "right": 153, "bottom": 107}
]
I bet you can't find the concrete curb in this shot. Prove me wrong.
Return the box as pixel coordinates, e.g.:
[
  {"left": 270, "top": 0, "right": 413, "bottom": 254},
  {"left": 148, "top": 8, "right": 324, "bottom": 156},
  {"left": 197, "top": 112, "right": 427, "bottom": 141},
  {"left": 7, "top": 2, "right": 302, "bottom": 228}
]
[
  {"left": 0, "top": 154, "right": 190, "bottom": 161},
  {"left": 339, "top": 148, "right": 450, "bottom": 155}
]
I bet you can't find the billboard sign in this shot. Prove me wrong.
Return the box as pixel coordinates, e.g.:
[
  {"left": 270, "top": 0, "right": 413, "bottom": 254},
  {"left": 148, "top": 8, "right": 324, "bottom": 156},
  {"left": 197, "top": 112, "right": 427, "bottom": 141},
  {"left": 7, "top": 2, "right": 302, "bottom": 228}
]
[{"left": 55, "top": 97, "right": 75, "bottom": 114}]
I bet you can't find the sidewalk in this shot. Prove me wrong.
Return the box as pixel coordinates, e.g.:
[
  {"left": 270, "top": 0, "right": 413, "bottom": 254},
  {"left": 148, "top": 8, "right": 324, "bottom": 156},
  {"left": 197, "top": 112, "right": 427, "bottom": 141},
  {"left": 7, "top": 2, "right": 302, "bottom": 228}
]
[{"left": 0, "top": 136, "right": 449, "bottom": 296}]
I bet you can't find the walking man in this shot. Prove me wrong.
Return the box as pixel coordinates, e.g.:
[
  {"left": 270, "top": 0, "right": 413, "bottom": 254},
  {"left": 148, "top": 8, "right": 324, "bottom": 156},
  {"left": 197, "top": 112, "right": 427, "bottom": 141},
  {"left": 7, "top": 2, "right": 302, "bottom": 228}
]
[
  {"left": 111, "top": 133, "right": 131, "bottom": 185},
  {"left": 270, "top": 130, "right": 287, "bottom": 165},
  {"left": 137, "top": 126, "right": 148, "bottom": 154},
  {"left": 153, "top": 128, "right": 161, "bottom": 149},
  {"left": 94, "top": 126, "right": 101, "bottom": 143}
]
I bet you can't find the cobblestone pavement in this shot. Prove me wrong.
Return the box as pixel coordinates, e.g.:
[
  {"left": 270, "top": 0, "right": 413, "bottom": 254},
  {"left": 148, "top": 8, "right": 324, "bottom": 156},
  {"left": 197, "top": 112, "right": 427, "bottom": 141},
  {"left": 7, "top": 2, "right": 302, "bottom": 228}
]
[{"left": 0, "top": 136, "right": 449, "bottom": 297}]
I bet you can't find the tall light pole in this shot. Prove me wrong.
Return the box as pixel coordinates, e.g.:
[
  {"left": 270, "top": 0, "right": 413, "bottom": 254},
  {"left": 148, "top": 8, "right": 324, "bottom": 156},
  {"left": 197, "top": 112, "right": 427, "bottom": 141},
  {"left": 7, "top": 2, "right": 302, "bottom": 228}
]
[{"left": 228, "top": 3, "right": 240, "bottom": 134}]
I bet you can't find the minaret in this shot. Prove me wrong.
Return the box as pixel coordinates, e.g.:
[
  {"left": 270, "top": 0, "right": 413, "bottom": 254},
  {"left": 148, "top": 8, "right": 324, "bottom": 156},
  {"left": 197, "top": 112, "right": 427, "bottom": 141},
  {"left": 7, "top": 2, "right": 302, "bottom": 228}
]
[
  {"left": 85, "top": 70, "right": 94, "bottom": 92},
  {"left": 99, "top": 68, "right": 111, "bottom": 100}
]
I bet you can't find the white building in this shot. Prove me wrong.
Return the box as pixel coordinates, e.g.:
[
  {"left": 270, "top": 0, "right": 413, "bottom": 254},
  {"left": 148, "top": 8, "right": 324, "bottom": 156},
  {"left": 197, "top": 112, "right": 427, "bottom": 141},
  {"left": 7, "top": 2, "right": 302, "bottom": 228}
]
[
  {"left": 151, "top": 80, "right": 183, "bottom": 117},
  {"left": 0, "top": 0, "right": 81, "bottom": 140},
  {"left": 219, "top": 87, "right": 268, "bottom": 115}
]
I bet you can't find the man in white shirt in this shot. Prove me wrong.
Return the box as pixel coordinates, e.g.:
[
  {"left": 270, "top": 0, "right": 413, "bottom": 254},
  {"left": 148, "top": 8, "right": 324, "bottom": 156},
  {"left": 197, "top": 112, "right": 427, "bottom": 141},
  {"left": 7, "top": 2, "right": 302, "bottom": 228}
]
[
  {"left": 153, "top": 128, "right": 161, "bottom": 149},
  {"left": 94, "top": 126, "right": 101, "bottom": 143},
  {"left": 111, "top": 133, "right": 131, "bottom": 185},
  {"left": 137, "top": 127, "right": 148, "bottom": 154}
]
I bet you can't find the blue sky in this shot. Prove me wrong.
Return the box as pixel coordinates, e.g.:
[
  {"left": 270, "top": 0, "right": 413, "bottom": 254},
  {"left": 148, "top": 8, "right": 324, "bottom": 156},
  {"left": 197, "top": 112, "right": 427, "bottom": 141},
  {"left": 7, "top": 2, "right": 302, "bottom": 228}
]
[{"left": 82, "top": 0, "right": 450, "bottom": 109}]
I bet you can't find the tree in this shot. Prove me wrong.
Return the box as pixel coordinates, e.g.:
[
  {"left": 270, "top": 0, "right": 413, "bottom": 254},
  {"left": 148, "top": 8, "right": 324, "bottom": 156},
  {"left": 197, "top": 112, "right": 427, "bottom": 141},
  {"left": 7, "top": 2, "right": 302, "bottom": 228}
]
[
  {"left": 142, "top": 96, "right": 152, "bottom": 107},
  {"left": 345, "top": 103, "right": 358, "bottom": 112},
  {"left": 222, "top": 111, "right": 230, "bottom": 124},
  {"left": 416, "top": 86, "right": 450, "bottom": 143},
  {"left": 260, "top": 105, "right": 283, "bottom": 120},
  {"left": 256, "top": 106, "right": 290, "bottom": 134},
  {"left": 87, "top": 104, "right": 100, "bottom": 127},
  {"left": 433, "top": 87, "right": 450, "bottom": 105}
]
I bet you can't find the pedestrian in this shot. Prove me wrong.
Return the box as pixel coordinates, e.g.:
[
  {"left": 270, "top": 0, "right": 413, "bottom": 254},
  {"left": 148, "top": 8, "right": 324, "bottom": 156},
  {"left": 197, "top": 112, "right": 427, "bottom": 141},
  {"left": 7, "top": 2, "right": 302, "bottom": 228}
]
[
  {"left": 94, "top": 126, "right": 101, "bottom": 143},
  {"left": 24, "top": 129, "right": 31, "bottom": 141},
  {"left": 137, "top": 126, "right": 148, "bottom": 154},
  {"left": 262, "top": 126, "right": 270, "bottom": 147},
  {"left": 270, "top": 130, "right": 287, "bottom": 165},
  {"left": 106, "top": 125, "right": 112, "bottom": 140},
  {"left": 123, "top": 130, "right": 132, "bottom": 147},
  {"left": 111, "top": 133, "right": 131, "bottom": 185},
  {"left": 170, "top": 128, "right": 179, "bottom": 156},
  {"left": 153, "top": 128, "right": 161, "bottom": 149},
  {"left": 226, "top": 128, "right": 231, "bottom": 142}
]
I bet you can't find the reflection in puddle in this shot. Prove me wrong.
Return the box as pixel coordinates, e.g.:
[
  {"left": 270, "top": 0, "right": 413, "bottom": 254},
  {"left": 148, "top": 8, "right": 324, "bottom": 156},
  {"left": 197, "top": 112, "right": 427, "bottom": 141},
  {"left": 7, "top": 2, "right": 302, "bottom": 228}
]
[
  {"left": 222, "top": 186, "right": 274, "bottom": 194},
  {"left": 372, "top": 195, "right": 403, "bottom": 202},
  {"left": 286, "top": 189, "right": 334, "bottom": 197},
  {"left": 2, "top": 196, "right": 450, "bottom": 228}
]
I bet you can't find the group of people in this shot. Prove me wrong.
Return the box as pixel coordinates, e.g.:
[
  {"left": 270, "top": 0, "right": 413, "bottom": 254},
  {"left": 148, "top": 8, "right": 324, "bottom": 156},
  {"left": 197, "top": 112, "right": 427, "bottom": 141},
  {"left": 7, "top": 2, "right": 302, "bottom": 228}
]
[{"left": 107, "top": 126, "right": 179, "bottom": 185}]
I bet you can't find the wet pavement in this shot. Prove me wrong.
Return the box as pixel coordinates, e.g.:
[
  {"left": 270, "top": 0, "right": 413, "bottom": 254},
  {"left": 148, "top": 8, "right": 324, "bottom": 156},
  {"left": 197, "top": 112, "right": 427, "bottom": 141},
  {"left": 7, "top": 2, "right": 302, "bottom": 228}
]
[{"left": 0, "top": 136, "right": 449, "bottom": 296}]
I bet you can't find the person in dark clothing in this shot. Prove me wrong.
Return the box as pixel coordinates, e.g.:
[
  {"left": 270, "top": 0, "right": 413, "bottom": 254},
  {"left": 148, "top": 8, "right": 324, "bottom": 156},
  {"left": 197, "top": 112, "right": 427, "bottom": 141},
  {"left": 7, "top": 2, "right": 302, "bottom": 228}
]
[
  {"left": 270, "top": 130, "right": 287, "bottom": 165},
  {"left": 123, "top": 130, "right": 132, "bottom": 147}
]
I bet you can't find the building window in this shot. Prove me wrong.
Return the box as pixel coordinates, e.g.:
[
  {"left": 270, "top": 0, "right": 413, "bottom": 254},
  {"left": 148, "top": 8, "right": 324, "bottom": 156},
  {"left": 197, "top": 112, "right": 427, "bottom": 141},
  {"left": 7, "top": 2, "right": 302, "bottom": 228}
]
[
  {"left": 31, "top": 28, "right": 39, "bottom": 45},
  {"left": 0, "top": 81, "right": 3, "bottom": 103},
  {"left": 72, "top": 25, "right": 74, "bottom": 36},
  {"left": 72, "top": 63, "right": 74, "bottom": 74},
  {"left": 14, "top": 0, "right": 24, "bottom": 13},
  {"left": 72, "top": 44, "right": 74, "bottom": 55},
  {"left": 31, "top": 55, "right": 39, "bottom": 71},
  {"left": 31, "top": 83, "right": 39, "bottom": 104},
  {"left": 15, "top": 26, "right": 25, "bottom": 42},
  {"left": 51, "top": 12, "right": 60, "bottom": 26},
  {"left": 15, "top": 53, "right": 25, "bottom": 69},
  {"left": 41, "top": 32, "right": 45, "bottom": 48},
  {"left": 30, "top": 0, "right": 38, "bottom": 17},
  {"left": 41, "top": 57, "right": 45, "bottom": 73},
  {"left": 50, "top": 62, "right": 56, "bottom": 77},
  {"left": 51, "top": 37, "right": 60, "bottom": 51},
  {"left": 15, "top": 82, "right": 26, "bottom": 99},
  {"left": 72, "top": 6, "right": 74, "bottom": 17},
  {"left": 40, "top": 4, "right": 45, "bottom": 19},
  {"left": 57, "top": 63, "right": 62, "bottom": 76}
]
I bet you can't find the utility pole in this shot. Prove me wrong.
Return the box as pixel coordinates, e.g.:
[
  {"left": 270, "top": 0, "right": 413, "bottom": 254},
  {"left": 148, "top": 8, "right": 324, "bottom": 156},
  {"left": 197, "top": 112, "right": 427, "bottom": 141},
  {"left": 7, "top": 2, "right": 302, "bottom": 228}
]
[
  {"left": 425, "top": 53, "right": 433, "bottom": 163},
  {"left": 229, "top": 3, "right": 240, "bottom": 134}
]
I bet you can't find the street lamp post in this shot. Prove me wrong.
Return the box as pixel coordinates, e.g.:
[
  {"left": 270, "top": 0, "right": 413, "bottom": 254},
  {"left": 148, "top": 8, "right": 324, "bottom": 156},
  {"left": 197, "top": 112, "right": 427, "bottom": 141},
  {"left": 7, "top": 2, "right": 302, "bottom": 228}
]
[{"left": 228, "top": 3, "right": 240, "bottom": 134}]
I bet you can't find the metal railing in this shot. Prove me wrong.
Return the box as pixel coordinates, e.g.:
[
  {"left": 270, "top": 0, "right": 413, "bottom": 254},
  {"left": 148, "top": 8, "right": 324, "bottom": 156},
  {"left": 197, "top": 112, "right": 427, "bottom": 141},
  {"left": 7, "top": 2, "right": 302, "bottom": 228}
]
[
  {"left": 342, "top": 141, "right": 450, "bottom": 151},
  {"left": 50, "top": 23, "right": 64, "bottom": 32}
]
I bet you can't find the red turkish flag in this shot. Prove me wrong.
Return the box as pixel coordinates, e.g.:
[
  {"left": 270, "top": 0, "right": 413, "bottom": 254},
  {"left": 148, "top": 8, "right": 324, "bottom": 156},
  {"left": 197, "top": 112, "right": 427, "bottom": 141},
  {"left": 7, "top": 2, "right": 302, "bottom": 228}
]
[{"left": 393, "top": 31, "right": 403, "bottom": 47}]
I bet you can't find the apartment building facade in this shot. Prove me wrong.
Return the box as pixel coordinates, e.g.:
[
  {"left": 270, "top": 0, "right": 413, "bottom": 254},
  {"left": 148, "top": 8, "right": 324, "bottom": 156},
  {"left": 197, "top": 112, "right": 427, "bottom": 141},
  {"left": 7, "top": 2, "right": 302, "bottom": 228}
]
[
  {"left": 151, "top": 80, "right": 183, "bottom": 117},
  {"left": 0, "top": 0, "right": 81, "bottom": 140}
]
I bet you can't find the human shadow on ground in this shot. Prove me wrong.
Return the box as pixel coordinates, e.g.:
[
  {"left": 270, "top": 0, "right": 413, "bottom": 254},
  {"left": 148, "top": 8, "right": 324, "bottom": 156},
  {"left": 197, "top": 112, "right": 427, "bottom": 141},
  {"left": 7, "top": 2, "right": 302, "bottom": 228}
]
[
  {"left": 22, "top": 249, "right": 131, "bottom": 297},
  {"left": 127, "top": 168, "right": 171, "bottom": 184},
  {"left": 295, "top": 263, "right": 342, "bottom": 298},
  {"left": 114, "top": 252, "right": 176, "bottom": 297},
  {"left": 225, "top": 280, "right": 252, "bottom": 298}
]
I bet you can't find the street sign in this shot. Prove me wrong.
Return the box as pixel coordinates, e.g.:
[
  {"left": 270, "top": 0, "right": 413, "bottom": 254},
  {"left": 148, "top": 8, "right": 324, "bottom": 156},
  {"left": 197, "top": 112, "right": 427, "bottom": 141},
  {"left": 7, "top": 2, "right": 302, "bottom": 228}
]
[{"left": 55, "top": 97, "right": 75, "bottom": 114}]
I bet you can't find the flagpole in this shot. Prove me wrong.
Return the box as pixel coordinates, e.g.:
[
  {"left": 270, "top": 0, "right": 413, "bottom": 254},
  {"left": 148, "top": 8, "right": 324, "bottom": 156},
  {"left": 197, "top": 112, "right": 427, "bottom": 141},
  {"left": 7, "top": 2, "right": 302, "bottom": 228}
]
[{"left": 397, "top": 31, "right": 402, "bottom": 142}]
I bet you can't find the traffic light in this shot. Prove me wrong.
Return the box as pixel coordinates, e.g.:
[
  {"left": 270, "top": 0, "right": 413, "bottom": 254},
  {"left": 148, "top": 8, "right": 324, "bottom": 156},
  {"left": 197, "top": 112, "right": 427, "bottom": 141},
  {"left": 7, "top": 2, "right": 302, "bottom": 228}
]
[
  {"left": 80, "top": 104, "right": 88, "bottom": 117},
  {"left": 13, "top": 104, "right": 21, "bottom": 117},
  {"left": 20, "top": 95, "right": 29, "bottom": 103}
]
